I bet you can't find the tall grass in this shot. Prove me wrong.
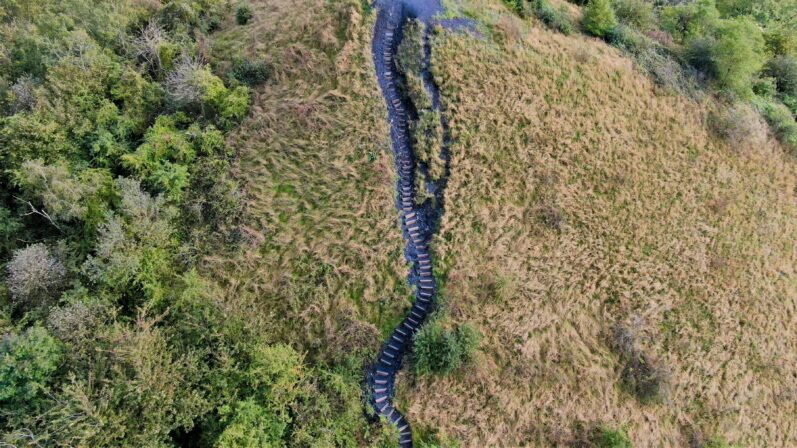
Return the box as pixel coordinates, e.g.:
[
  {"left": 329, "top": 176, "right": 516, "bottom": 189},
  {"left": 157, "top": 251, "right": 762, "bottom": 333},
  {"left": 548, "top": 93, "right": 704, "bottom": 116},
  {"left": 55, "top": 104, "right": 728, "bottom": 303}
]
[{"left": 397, "top": 1, "right": 797, "bottom": 445}]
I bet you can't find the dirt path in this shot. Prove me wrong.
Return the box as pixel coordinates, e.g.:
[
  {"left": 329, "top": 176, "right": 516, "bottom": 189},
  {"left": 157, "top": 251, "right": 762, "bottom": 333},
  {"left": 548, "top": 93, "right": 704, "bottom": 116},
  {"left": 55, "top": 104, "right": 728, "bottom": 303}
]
[{"left": 367, "top": 1, "right": 472, "bottom": 446}]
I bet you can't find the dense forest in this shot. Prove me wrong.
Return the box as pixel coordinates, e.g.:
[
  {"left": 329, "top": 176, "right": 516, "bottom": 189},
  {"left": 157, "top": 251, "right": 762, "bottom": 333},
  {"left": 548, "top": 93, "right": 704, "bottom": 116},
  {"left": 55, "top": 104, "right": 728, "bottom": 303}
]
[{"left": 0, "top": 1, "right": 399, "bottom": 446}]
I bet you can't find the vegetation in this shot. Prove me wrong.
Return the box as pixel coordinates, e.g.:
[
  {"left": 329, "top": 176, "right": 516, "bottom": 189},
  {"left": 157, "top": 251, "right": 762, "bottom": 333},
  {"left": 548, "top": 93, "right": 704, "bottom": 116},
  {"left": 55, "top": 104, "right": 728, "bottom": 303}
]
[
  {"left": 236, "top": 3, "right": 254, "bottom": 25},
  {"left": 583, "top": 0, "right": 619, "bottom": 37},
  {"left": 412, "top": 315, "right": 480, "bottom": 376},
  {"left": 0, "top": 0, "right": 401, "bottom": 445},
  {"left": 396, "top": 0, "right": 797, "bottom": 445},
  {"left": 501, "top": 0, "right": 797, "bottom": 152},
  {"left": 535, "top": 0, "right": 576, "bottom": 35},
  {"left": 4, "top": 0, "right": 797, "bottom": 446},
  {"left": 590, "top": 426, "right": 633, "bottom": 448}
]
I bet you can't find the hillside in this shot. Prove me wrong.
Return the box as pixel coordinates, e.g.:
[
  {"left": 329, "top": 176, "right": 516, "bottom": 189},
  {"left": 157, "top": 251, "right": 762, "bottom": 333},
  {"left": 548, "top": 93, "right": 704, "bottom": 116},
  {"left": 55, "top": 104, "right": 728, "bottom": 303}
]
[
  {"left": 396, "top": 1, "right": 797, "bottom": 446},
  {"left": 2, "top": 0, "right": 797, "bottom": 447}
]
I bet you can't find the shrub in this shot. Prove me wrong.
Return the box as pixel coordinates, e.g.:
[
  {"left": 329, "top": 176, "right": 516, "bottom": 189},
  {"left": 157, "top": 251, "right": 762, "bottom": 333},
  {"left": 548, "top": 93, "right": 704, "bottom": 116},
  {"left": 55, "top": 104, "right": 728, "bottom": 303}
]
[
  {"left": 764, "top": 26, "right": 797, "bottom": 57},
  {"left": 14, "top": 160, "right": 114, "bottom": 225},
  {"left": 611, "top": 321, "right": 670, "bottom": 403},
  {"left": 659, "top": 0, "right": 720, "bottom": 43},
  {"left": 131, "top": 21, "right": 172, "bottom": 77},
  {"left": 709, "top": 103, "right": 768, "bottom": 151},
  {"left": 766, "top": 55, "right": 797, "bottom": 97},
  {"left": 216, "top": 398, "right": 287, "bottom": 447},
  {"left": 230, "top": 59, "right": 270, "bottom": 86},
  {"left": 686, "top": 37, "right": 719, "bottom": 81},
  {"left": 712, "top": 17, "right": 766, "bottom": 97},
  {"left": 637, "top": 48, "right": 699, "bottom": 96},
  {"left": 591, "top": 426, "right": 633, "bottom": 448},
  {"left": 218, "top": 85, "right": 251, "bottom": 126},
  {"left": 0, "top": 326, "right": 63, "bottom": 410},
  {"left": 782, "top": 94, "right": 797, "bottom": 116},
  {"left": 612, "top": 0, "right": 654, "bottom": 31},
  {"left": 7, "top": 243, "right": 66, "bottom": 311},
  {"left": 82, "top": 178, "right": 178, "bottom": 304},
  {"left": 165, "top": 57, "right": 207, "bottom": 108},
  {"left": 536, "top": 0, "right": 575, "bottom": 35},
  {"left": 0, "top": 207, "right": 22, "bottom": 256},
  {"left": 752, "top": 77, "right": 777, "bottom": 98},
  {"left": 761, "top": 101, "right": 797, "bottom": 154},
  {"left": 606, "top": 24, "right": 652, "bottom": 54},
  {"left": 47, "top": 300, "right": 109, "bottom": 345},
  {"left": 413, "top": 319, "right": 480, "bottom": 376},
  {"left": 703, "top": 436, "right": 739, "bottom": 448},
  {"left": 582, "top": 0, "right": 618, "bottom": 38},
  {"left": 8, "top": 75, "right": 36, "bottom": 113},
  {"left": 236, "top": 3, "right": 254, "bottom": 25}
]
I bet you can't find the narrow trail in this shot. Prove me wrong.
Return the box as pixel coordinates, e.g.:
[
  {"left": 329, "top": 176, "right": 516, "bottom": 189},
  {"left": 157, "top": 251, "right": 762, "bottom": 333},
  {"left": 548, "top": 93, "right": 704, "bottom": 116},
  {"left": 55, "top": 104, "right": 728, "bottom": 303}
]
[{"left": 366, "top": 1, "right": 472, "bottom": 446}]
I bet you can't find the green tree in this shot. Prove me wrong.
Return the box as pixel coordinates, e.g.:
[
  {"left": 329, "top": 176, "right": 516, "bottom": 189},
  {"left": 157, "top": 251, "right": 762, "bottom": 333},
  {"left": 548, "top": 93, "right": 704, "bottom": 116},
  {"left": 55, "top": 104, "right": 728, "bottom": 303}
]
[
  {"left": 660, "top": 0, "right": 720, "bottom": 42},
  {"left": 583, "top": 0, "right": 618, "bottom": 38},
  {"left": 0, "top": 326, "right": 63, "bottom": 411},
  {"left": 713, "top": 17, "right": 766, "bottom": 97}
]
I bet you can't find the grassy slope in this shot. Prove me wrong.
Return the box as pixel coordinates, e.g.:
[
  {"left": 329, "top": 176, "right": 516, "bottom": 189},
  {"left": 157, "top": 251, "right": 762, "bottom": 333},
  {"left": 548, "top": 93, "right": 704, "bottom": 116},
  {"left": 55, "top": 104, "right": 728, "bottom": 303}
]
[
  {"left": 207, "top": 0, "right": 797, "bottom": 445},
  {"left": 396, "top": 1, "right": 797, "bottom": 446},
  {"left": 205, "top": 0, "right": 410, "bottom": 390}
]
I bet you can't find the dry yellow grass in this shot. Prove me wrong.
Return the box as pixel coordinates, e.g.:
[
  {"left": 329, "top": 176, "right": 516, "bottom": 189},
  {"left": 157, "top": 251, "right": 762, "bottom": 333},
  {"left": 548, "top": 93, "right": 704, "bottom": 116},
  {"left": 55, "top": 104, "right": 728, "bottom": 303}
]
[
  {"left": 201, "top": 0, "right": 797, "bottom": 445},
  {"left": 203, "top": 0, "right": 412, "bottom": 365},
  {"left": 396, "top": 2, "right": 797, "bottom": 446}
]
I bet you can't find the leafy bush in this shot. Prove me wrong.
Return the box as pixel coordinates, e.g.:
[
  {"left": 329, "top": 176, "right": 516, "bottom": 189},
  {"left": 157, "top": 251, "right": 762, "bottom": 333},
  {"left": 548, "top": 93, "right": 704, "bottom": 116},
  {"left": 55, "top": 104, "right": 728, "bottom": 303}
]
[
  {"left": 14, "top": 160, "right": 114, "bottom": 225},
  {"left": 582, "top": 0, "right": 618, "bottom": 38},
  {"left": 535, "top": 0, "right": 575, "bottom": 35},
  {"left": 686, "top": 36, "right": 719, "bottom": 82},
  {"left": 7, "top": 75, "right": 36, "bottom": 114},
  {"left": 0, "top": 326, "right": 63, "bottom": 411},
  {"left": 703, "top": 436, "right": 739, "bottom": 448},
  {"left": 659, "top": 0, "right": 719, "bottom": 43},
  {"left": 637, "top": 48, "right": 695, "bottom": 95},
  {"left": 709, "top": 103, "right": 768, "bottom": 151},
  {"left": 782, "top": 94, "right": 797, "bottom": 115},
  {"left": 82, "top": 178, "right": 178, "bottom": 304},
  {"left": 216, "top": 398, "right": 287, "bottom": 447},
  {"left": 712, "top": 17, "right": 766, "bottom": 97},
  {"left": 413, "top": 319, "right": 480, "bottom": 376},
  {"left": 0, "top": 207, "right": 22, "bottom": 257},
  {"left": 763, "top": 26, "right": 797, "bottom": 57},
  {"left": 236, "top": 3, "right": 254, "bottom": 25},
  {"left": 761, "top": 101, "right": 797, "bottom": 154},
  {"left": 612, "top": 0, "right": 654, "bottom": 30},
  {"left": 606, "top": 24, "right": 652, "bottom": 54},
  {"left": 7, "top": 244, "right": 66, "bottom": 311},
  {"left": 230, "top": 59, "right": 270, "bottom": 86},
  {"left": 612, "top": 322, "right": 670, "bottom": 403},
  {"left": 766, "top": 55, "right": 797, "bottom": 97},
  {"left": 752, "top": 77, "right": 777, "bottom": 98},
  {"left": 591, "top": 426, "right": 633, "bottom": 448}
]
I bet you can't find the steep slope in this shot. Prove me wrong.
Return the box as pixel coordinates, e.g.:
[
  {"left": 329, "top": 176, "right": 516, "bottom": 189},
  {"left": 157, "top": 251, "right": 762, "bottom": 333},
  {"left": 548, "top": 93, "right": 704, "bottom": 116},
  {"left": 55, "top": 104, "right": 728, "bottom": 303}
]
[
  {"left": 395, "top": 1, "right": 797, "bottom": 446},
  {"left": 207, "top": 0, "right": 797, "bottom": 446}
]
